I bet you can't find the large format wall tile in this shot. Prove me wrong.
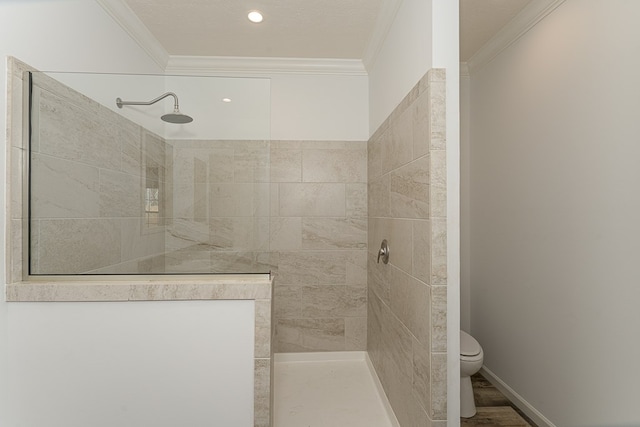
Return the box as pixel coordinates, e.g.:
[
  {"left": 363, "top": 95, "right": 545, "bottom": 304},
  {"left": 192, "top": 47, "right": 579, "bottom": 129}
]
[
  {"left": 36, "top": 219, "right": 121, "bottom": 274},
  {"left": 275, "top": 318, "right": 345, "bottom": 352},
  {"left": 31, "top": 154, "right": 100, "bottom": 219},
  {"left": 367, "top": 69, "right": 447, "bottom": 426},
  {"left": 278, "top": 183, "right": 346, "bottom": 217}
]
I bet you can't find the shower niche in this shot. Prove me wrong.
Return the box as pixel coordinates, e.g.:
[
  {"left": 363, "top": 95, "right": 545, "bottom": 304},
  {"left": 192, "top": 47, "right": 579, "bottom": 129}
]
[{"left": 27, "top": 70, "right": 272, "bottom": 276}]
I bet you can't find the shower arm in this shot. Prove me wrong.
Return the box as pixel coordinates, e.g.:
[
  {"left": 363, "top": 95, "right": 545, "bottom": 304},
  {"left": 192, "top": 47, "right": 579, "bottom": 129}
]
[{"left": 116, "top": 92, "right": 180, "bottom": 111}]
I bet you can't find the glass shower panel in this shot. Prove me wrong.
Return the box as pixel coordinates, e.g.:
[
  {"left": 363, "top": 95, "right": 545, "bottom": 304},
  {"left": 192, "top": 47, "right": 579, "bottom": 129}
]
[{"left": 28, "top": 71, "right": 271, "bottom": 275}]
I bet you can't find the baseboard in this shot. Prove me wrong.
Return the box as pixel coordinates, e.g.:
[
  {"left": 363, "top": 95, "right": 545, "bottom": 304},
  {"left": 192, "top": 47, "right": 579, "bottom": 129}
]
[{"left": 479, "top": 366, "right": 557, "bottom": 427}]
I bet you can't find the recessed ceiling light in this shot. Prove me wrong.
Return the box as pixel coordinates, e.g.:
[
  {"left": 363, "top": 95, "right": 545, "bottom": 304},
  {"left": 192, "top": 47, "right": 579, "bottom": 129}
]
[
  {"left": 222, "top": 98, "right": 232, "bottom": 103},
  {"left": 247, "top": 10, "right": 263, "bottom": 23}
]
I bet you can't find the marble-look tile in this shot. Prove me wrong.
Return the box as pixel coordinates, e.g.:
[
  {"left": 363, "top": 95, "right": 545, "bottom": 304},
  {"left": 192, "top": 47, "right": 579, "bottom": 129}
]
[
  {"left": 10, "top": 219, "right": 24, "bottom": 283},
  {"left": 383, "top": 107, "right": 414, "bottom": 174},
  {"left": 368, "top": 132, "right": 384, "bottom": 181},
  {"left": 208, "top": 149, "right": 235, "bottom": 183},
  {"left": 300, "top": 140, "right": 366, "bottom": 150},
  {"left": 412, "top": 337, "right": 431, "bottom": 413},
  {"left": 38, "top": 89, "right": 121, "bottom": 170},
  {"left": 275, "top": 318, "right": 345, "bottom": 352},
  {"left": 276, "top": 251, "right": 347, "bottom": 285},
  {"left": 120, "top": 218, "right": 165, "bottom": 261},
  {"left": 431, "top": 286, "right": 447, "bottom": 352},
  {"left": 345, "top": 317, "right": 367, "bottom": 351},
  {"left": 234, "top": 145, "right": 269, "bottom": 183},
  {"left": 429, "top": 68, "right": 446, "bottom": 82},
  {"left": 270, "top": 184, "right": 280, "bottom": 216},
  {"left": 30, "top": 154, "right": 100, "bottom": 218},
  {"left": 384, "top": 352, "right": 430, "bottom": 427},
  {"left": 302, "top": 217, "right": 367, "bottom": 250},
  {"left": 254, "top": 358, "right": 271, "bottom": 427},
  {"left": 142, "top": 131, "right": 166, "bottom": 170},
  {"left": 207, "top": 251, "right": 274, "bottom": 275},
  {"left": 10, "top": 147, "right": 25, "bottom": 220},
  {"left": 412, "top": 219, "right": 432, "bottom": 284},
  {"left": 387, "top": 218, "right": 413, "bottom": 275},
  {"left": 273, "top": 284, "right": 302, "bottom": 318},
  {"left": 431, "top": 218, "right": 447, "bottom": 286},
  {"left": 120, "top": 129, "right": 144, "bottom": 177},
  {"left": 368, "top": 175, "right": 390, "bottom": 218},
  {"left": 255, "top": 299, "right": 272, "bottom": 358},
  {"left": 429, "top": 81, "right": 447, "bottom": 151},
  {"left": 300, "top": 285, "right": 367, "bottom": 318},
  {"left": 346, "top": 183, "right": 368, "bottom": 218},
  {"left": 382, "top": 303, "right": 413, "bottom": 379},
  {"left": 5, "top": 282, "right": 131, "bottom": 302},
  {"left": 270, "top": 217, "right": 302, "bottom": 251},
  {"left": 302, "top": 148, "right": 367, "bottom": 183},
  {"left": 165, "top": 218, "right": 210, "bottom": 252},
  {"left": 208, "top": 183, "right": 263, "bottom": 217},
  {"left": 209, "top": 217, "right": 269, "bottom": 252},
  {"left": 390, "top": 156, "right": 430, "bottom": 219},
  {"left": 28, "top": 220, "right": 39, "bottom": 277},
  {"left": 368, "top": 252, "right": 391, "bottom": 305},
  {"left": 389, "top": 266, "right": 430, "bottom": 344},
  {"left": 163, "top": 250, "right": 214, "bottom": 273},
  {"left": 35, "top": 219, "right": 121, "bottom": 274},
  {"left": 99, "top": 169, "right": 142, "bottom": 218},
  {"left": 278, "top": 183, "right": 346, "bottom": 217},
  {"left": 345, "top": 249, "right": 368, "bottom": 287},
  {"left": 430, "top": 352, "right": 448, "bottom": 420},
  {"left": 413, "top": 90, "right": 431, "bottom": 159},
  {"left": 430, "top": 150, "right": 447, "bottom": 219},
  {"left": 367, "top": 290, "right": 385, "bottom": 378},
  {"left": 270, "top": 147, "right": 302, "bottom": 182}
]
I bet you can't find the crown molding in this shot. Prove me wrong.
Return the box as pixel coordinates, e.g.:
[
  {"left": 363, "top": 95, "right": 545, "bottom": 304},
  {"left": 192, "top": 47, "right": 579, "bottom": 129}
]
[
  {"left": 362, "top": 0, "right": 403, "bottom": 72},
  {"left": 467, "top": 0, "right": 566, "bottom": 75},
  {"left": 96, "top": 0, "right": 169, "bottom": 70},
  {"left": 165, "top": 56, "right": 368, "bottom": 76}
]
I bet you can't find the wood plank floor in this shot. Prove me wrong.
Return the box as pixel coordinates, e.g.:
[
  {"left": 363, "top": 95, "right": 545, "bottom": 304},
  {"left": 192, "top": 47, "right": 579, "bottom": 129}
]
[{"left": 461, "top": 374, "right": 538, "bottom": 427}]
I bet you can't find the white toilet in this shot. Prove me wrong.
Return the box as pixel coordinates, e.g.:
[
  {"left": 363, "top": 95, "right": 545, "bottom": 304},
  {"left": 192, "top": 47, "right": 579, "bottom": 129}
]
[{"left": 460, "top": 330, "right": 484, "bottom": 418}]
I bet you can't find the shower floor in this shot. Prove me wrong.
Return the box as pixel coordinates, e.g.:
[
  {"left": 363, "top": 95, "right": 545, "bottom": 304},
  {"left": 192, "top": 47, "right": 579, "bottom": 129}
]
[{"left": 273, "top": 352, "right": 399, "bottom": 427}]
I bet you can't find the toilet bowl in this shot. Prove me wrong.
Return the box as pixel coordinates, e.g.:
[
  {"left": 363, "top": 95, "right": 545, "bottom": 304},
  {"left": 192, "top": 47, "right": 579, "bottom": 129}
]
[{"left": 460, "top": 330, "right": 484, "bottom": 418}]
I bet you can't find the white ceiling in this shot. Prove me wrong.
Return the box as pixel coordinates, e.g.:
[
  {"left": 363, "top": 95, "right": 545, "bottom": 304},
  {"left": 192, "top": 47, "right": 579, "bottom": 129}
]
[
  {"left": 117, "top": 0, "right": 532, "bottom": 63},
  {"left": 122, "top": 0, "right": 386, "bottom": 59}
]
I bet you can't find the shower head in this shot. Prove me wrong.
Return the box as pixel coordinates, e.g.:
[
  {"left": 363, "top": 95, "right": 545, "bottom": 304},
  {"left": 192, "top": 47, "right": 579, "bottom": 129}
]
[
  {"left": 161, "top": 111, "right": 193, "bottom": 124},
  {"left": 116, "top": 92, "right": 193, "bottom": 124}
]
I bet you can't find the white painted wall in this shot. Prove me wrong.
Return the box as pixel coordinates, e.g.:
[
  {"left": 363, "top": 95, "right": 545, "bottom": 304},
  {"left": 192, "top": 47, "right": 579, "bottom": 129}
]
[
  {"left": 7, "top": 301, "right": 254, "bottom": 427},
  {"left": 460, "top": 69, "right": 470, "bottom": 334},
  {"left": 469, "top": 1, "right": 640, "bottom": 425},
  {"left": 0, "top": 2, "right": 255, "bottom": 426},
  {"left": 270, "top": 73, "right": 369, "bottom": 141},
  {"left": 368, "top": 0, "right": 433, "bottom": 135}
]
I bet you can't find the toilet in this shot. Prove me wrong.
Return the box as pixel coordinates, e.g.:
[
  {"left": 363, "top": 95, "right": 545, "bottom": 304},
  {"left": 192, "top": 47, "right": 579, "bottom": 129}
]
[{"left": 460, "top": 330, "right": 484, "bottom": 418}]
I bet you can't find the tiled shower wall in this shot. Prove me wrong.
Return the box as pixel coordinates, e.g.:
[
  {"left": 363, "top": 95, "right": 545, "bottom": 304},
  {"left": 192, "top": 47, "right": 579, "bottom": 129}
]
[
  {"left": 163, "top": 139, "right": 272, "bottom": 274},
  {"left": 367, "top": 69, "right": 448, "bottom": 425},
  {"left": 270, "top": 141, "right": 368, "bottom": 352},
  {"left": 28, "top": 72, "right": 170, "bottom": 274}
]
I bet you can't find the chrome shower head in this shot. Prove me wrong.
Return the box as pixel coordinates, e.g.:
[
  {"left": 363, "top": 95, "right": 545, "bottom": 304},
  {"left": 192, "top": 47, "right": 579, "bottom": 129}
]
[
  {"left": 116, "top": 92, "right": 193, "bottom": 124},
  {"left": 161, "top": 111, "right": 193, "bottom": 124}
]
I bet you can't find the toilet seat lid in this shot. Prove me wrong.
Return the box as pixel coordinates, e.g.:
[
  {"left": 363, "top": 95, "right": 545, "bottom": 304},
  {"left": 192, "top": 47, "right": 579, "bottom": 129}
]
[{"left": 460, "top": 331, "right": 481, "bottom": 357}]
